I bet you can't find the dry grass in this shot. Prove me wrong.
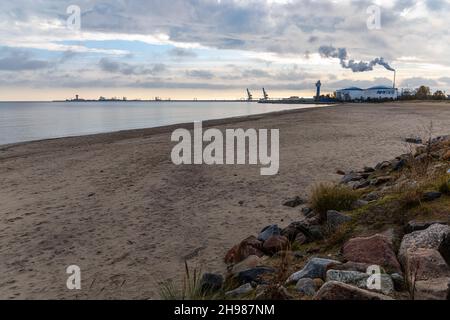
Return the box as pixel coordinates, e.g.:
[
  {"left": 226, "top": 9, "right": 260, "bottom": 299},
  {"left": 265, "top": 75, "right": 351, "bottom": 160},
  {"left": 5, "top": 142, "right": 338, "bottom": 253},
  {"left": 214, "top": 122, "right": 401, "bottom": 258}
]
[{"left": 310, "top": 183, "right": 360, "bottom": 222}]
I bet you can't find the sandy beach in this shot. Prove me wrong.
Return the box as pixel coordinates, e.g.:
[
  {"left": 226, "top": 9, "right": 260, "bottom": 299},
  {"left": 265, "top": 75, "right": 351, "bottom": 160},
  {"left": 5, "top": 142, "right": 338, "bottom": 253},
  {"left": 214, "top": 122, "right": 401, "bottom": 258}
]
[{"left": 1, "top": 101, "right": 450, "bottom": 300}]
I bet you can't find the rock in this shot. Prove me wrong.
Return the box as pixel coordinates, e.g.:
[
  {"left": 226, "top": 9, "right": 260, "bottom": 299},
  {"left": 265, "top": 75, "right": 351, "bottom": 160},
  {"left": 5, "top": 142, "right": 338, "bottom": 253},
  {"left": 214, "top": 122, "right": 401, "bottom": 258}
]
[
  {"left": 225, "top": 283, "right": 253, "bottom": 299},
  {"left": 283, "top": 196, "right": 305, "bottom": 208},
  {"left": 405, "top": 137, "right": 423, "bottom": 144},
  {"left": 313, "top": 278, "right": 324, "bottom": 289},
  {"left": 327, "top": 210, "right": 352, "bottom": 231},
  {"left": 301, "top": 207, "right": 313, "bottom": 215},
  {"left": 405, "top": 220, "right": 448, "bottom": 234},
  {"left": 404, "top": 249, "right": 450, "bottom": 282},
  {"left": 399, "top": 224, "right": 450, "bottom": 265},
  {"left": 286, "top": 258, "right": 341, "bottom": 284},
  {"left": 257, "top": 225, "right": 282, "bottom": 242},
  {"left": 363, "top": 191, "right": 380, "bottom": 202},
  {"left": 343, "top": 234, "right": 402, "bottom": 273},
  {"left": 314, "top": 281, "right": 394, "bottom": 300},
  {"left": 352, "top": 199, "right": 369, "bottom": 209},
  {"left": 391, "top": 273, "right": 406, "bottom": 291},
  {"left": 439, "top": 233, "right": 450, "bottom": 266},
  {"left": 281, "top": 221, "right": 323, "bottom": 243},
  {"left": 413, "top": 278, "right": 450, "bottom": 300},
  {"left": 230, "top": 255, "right": 262, "bottom": 275},
  {"left": 224, "top": 236, "right": 264, "bottom": 264},
  {"left": 293, "top": 232, "right": 307, "bottom": 246},
  {"left": 200, "top": 273, "right": 223, "bottom": 294},
  {"left": 237, "top": 267, "right": 275, "bottom": 285},
  {"left": 370, "top": 176, "right": 392, "bottom": 186},
  {"left": 263, "top": 235, "right": 289, "bottom": 255},
  {"left": 341, "top": 172, "right": 363, "bottom": 184},
  {"left": 326, "top": 270, "right": 395, "bottom": 295},
  {"left": 364, "top": 167, "right": 375, "bottom": 173},
  {"left": 296, "top": 278, "right": 317, "bottom": 296},
  {"left": 422, "top": 192, "right": 442, "bottom": 202}
]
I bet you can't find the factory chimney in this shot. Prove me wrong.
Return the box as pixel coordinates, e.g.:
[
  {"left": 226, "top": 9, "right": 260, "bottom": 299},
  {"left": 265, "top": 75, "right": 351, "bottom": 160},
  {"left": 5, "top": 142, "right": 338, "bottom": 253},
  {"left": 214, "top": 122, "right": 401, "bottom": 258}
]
[{"left": 315, "top": 81, "right": 322, "bottom": 101}]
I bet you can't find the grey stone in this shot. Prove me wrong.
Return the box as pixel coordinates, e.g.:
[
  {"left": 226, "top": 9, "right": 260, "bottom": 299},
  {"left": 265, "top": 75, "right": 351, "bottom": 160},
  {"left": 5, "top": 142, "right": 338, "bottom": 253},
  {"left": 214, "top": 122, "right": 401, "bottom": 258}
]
[
  {"left": 296, "top": 278, "right": 317, "bottom": 296},
  {"left": 225, "top": 283, "right": 253, "bottom": 299},
  {"left": 257, "top": 225, "right": 281, "bottom": 242},
  {"left": 286, "top": 258, "right": 341, "bottom": 284},
  {"left": 327, "top": 210, "right": 352, "bottom": 231},
  {"left": 352, "top": 199, "right": 369, "bottom": 209},
  {"left": 326, "top": 270, "right": 394, "bottom": 295},
  {"left": 363, "top": 192, "right": 380, "bottom": 202},
  {"left": 405, "top": 137, "right": 423, "bottom": 144}
]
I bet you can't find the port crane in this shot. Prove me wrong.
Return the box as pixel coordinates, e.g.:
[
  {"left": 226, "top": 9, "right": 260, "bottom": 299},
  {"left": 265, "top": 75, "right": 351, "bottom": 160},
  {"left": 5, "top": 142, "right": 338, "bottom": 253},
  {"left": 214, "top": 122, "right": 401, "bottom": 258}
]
[
  {"left": 246, "top": 89, "right": 253, "bottom": 101},
  {"left": 262, "top": 88, "right": 269, "bottom": 100}
]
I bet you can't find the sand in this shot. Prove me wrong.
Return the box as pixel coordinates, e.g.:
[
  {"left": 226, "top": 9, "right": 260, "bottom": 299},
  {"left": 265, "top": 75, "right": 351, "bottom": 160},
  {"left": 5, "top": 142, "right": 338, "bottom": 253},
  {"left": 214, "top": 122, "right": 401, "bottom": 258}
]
[{"left": 1, "top": 101, "right": 450, "bottom": 300}]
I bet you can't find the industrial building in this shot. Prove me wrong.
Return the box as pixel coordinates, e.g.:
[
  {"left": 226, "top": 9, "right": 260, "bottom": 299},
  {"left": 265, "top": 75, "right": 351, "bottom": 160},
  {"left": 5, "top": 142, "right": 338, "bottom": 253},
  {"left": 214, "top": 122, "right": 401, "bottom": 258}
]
[{"left": 336, "top": 86, "right": 399, "bottom": 101}]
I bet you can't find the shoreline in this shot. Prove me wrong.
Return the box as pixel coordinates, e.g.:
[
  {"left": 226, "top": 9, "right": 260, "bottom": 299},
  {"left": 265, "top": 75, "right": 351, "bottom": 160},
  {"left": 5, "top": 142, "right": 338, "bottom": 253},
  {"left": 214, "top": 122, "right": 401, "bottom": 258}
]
[
  {"left": 0, "top": 104, "right": 335, "bottom": 150},
  {"left": 1, "top": 101, "right": 450, "bottom": 299}
]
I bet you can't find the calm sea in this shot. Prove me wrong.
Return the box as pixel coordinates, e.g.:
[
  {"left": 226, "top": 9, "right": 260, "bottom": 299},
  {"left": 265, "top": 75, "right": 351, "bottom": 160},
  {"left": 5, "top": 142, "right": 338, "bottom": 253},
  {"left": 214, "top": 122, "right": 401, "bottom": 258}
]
[{"left": 0, "top": 101, "right": 325, "bottom": 145}]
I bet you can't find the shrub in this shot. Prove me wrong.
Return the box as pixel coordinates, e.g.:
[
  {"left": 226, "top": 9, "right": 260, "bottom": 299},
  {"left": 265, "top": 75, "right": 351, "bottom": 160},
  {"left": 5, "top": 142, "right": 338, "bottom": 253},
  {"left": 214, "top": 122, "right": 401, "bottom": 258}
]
[{"left": 310, "top": 183, "right": 360, "bottom": 222}]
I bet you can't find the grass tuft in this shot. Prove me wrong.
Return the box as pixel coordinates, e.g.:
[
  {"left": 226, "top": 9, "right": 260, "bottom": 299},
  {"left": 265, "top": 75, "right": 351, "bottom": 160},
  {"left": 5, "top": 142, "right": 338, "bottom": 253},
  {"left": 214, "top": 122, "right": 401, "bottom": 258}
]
[{"left": 310, "top": 183, "right": 360, "bottom": 222}]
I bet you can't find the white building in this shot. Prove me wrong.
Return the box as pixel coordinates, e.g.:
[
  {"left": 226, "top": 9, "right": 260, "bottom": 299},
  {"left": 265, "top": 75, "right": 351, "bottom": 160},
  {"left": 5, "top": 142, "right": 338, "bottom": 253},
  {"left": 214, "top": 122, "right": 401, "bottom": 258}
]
[{"left": 336, "top": 86, "right": 398, "bottom": 101}]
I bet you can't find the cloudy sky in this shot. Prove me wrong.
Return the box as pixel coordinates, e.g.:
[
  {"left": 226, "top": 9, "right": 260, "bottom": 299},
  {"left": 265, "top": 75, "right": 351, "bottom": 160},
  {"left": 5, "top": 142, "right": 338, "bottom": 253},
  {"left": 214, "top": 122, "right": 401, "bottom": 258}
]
[{"left": 0, "top": 0, "right": 450, "bottom": 100}]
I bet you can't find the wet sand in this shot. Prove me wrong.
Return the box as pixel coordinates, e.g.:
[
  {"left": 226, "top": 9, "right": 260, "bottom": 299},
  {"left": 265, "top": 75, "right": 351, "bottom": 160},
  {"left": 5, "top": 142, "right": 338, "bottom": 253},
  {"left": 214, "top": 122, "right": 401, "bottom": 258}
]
[{"left": 1, "top": 101, "right": 450, "bottom": 299}]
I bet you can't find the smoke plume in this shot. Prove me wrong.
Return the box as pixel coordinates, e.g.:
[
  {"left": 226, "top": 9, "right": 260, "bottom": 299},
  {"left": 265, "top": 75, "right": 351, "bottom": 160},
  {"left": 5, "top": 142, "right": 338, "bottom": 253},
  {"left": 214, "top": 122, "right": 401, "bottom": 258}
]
[{"left": 318, "top": 45, "right": 395, "bottom": 72}]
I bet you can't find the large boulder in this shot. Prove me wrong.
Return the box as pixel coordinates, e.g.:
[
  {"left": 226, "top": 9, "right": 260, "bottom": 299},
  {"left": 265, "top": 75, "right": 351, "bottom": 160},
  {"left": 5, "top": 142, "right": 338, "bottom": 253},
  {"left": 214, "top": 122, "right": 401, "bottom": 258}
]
[
  {"left": 224, "top": 236, "right": 264, "bottom": 264},
  {"left": 343, "top": 234, "right": 402, "bottom": 273},
  {"left": 399, "top": 224, "right": 450, "bottom": 265},
  {"left": 257, "top": 225, "right": 282, "bottom": 242},
  {"left": 404, "top": 249, "right": 450, "bottom": 282},
  {"left": 314, "top": 281, "right": 394, "bottom": 300},
  {"left": 263, "top": 235, "right": 289, "bottom": 255},
  {"left": 327, "top": 210, "right": 352, "bottom": 231},
  {"left": 414, "top": 278, "right": 450, "bottom": 300},
  {"left": 286, "top": 258, "right": 341, "bottom": 284}
]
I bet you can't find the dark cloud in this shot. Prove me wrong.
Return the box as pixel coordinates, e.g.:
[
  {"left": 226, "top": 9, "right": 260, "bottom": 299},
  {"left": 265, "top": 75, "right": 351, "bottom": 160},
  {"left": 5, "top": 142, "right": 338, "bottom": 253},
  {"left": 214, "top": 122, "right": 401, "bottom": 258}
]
[
  {"left": 168, "top": 48, "right": 197, "bottom": 58},
  {"left": 185, "top": 70, "right": 214, "bottom": 79}
]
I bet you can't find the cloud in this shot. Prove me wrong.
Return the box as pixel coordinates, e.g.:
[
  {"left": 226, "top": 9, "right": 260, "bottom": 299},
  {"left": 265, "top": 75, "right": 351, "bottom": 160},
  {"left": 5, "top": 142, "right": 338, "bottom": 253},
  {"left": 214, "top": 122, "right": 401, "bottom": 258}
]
[
  {"left": 99, "top": 58, "right": 166, "bottom": 75},
  {"left": 168, "top": 48, "right": 197, "bottom": 58},
  {"left": 0, "top": 47, "right": 49, "bottom": 71},
  {"left": 186, "top": 69, "right": 214, "bottom": 79},
  {"left": 400, "top": 77, "right": 439, "bottom": 87}
]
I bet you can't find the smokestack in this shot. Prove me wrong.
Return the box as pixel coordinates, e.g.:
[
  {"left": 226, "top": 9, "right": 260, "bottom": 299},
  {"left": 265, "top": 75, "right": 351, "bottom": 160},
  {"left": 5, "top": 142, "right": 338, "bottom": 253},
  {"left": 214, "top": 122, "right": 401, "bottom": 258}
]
[{"left": 393, "top": 71, "right": 396, "bottom": 89}]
